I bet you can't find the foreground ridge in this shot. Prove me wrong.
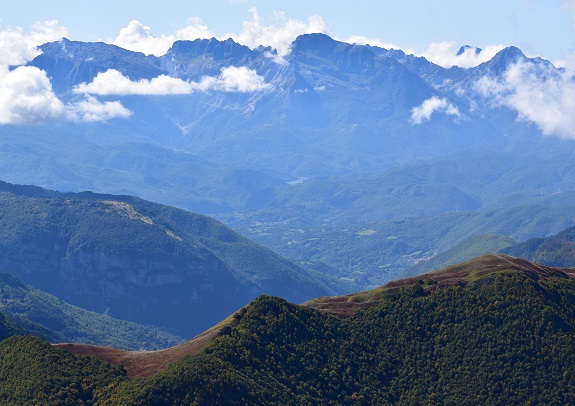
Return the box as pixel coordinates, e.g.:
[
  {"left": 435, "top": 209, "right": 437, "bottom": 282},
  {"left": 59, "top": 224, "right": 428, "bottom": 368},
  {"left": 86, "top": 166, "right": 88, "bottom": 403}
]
[
  {"left": 305, "top": 254, "right": 575, "bottom": 316},
  {"left": 54, "top": 314, "right": 238, "bottom": 377},
  {"left": 4, "top": 253, "right": 575, "bottom": 403},
  {"left": 57, "top": 254, "right": 575, "bottom": 379}
]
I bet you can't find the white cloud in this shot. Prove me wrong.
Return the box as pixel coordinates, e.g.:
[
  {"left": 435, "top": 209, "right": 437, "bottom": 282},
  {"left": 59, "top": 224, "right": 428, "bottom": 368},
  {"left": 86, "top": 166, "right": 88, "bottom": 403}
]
[
  {"left": 337, "top": 36, "right": 505, "bottom": 69},
  {"left": 421, "top": 41, "right": 505, "bottom": 68},
  {"left": 176, "top": 17, "right": 213, "bottom": 41},
  {"left": 345, "top": 36, "right": 408, "bottom": 52},
  {"left": 0, "top": 20, "right": 67, "bottom": 66},
  {"left": 0, "top": 66, "right": 65, "bottom": 124},
  {"left": 216, "top": 66, "right": 271, "bottom": 92},
  {"left": 410, "top": 96, "right": 460, "bottom": 125},
  {"left": 73, "top": 66, "right": 270, "bottom": 96},
  {"left": 230, "top": 7, "right": 328, "bottom": 58},
  {"left": 0, "top": 65, "right": 131, "bottom": 125},
  {"left": 475, "top": 60, "right": 575, "bottom": 139},
  {"left": 339, "top": 36, "right": 505, "bottom": 69},
  {"left": 0, "top": 21, "right": 67, "bottom": 125},
  {"left": 74, "top": 69, "right": 197, "bottom": 95},
  {"left": 112, "top": 8, "right": 327, "bottom": 61},
  {"left": 0, "top": 21, "right": 131, "bottom": 125},
  {"left": 67, "top": 96, "right": 132, "bottom": 122},
  {"left": 553, "top": 52, "right": 575, "bottom": 70},
  {"left": 113, "top": 18, "right": 213, "bottom": 56},
  {"left": 563, "top": 0, "right": 575, "bottom": 19}
]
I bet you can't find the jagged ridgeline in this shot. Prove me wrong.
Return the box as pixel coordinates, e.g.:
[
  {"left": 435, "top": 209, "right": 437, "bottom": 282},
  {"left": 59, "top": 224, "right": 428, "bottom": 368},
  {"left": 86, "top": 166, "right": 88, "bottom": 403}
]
[
  {"left": 0, "top": 181, "right": 332, "bottom": 338},
  {"left": 3, "top": 34, "right": 575, "bottom": 293},
  {"left": 4, "top": 254, "right": 575, "bottom": 404}
]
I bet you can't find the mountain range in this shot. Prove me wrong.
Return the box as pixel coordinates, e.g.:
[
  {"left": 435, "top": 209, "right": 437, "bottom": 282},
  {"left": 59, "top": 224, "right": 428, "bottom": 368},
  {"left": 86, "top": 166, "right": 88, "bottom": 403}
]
[
  {"left": 0, "top": 33, "right": 570, "bottom": 287},
  {"left": 3, "top": 34, "right": 566, "bottom": 209}
]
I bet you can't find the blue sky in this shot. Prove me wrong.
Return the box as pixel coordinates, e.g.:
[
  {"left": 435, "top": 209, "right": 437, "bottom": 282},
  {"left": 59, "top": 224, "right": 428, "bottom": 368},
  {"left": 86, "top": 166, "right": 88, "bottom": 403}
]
[{"left": 1, "top": 0, "right": 575, "bottom": 62}]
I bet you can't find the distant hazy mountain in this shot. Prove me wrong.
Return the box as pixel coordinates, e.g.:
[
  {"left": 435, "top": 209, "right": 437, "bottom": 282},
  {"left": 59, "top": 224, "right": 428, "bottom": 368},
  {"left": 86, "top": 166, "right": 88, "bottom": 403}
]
[
  {"left": 28, "top": 35, "right": 503, "bottom": 176},
  {"left": 4, "top": 34, "right": 562, "bottom": 214},
  {"left": 11, "top": 35, "right": 569, "bottom": 216},
  {"left": 0, "top": 181, "right": 331, "bottom": 337}
]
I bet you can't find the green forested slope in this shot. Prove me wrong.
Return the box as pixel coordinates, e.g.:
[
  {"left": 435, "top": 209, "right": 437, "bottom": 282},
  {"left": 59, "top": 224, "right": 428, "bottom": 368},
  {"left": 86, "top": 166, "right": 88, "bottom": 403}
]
[
  {"left": 0, "top": 311, "right": 27, "bottom": 342},
  {"left": 3, "top": 255, "right": 575, "bottom": 404},
  {"left": 0, "top": 336, "right": 126, "bottom": 405},
  {"left": 96, "top": 256, "right": 575, "bottom": 405}
]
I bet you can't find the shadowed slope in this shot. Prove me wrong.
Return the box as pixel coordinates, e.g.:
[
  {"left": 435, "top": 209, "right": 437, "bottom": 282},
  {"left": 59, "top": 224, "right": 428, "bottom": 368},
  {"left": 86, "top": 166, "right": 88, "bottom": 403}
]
[{"left": 0, "top": 181, "right": 330, "bottom": 338}]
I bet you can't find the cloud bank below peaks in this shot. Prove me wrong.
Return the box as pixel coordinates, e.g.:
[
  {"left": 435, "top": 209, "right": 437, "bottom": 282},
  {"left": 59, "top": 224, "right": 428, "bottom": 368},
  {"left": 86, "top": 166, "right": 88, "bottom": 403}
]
[
  {"left": 0, "top": 21, "right": 131, "bottom": 125},
  {"left": 0, "top": 20, "right": 67, "bottom": 66},
  {"left": 410, "top": 96, "right": 460, "bottom": 125},
  {"left": 66, "top": 96, "right": 131, "bottom": 122},
  {"left": 0, "top": 65, "right": 64, "bottom": 124},
  {"left": 0, "top": 65, "right": 131, "bottom": 125},
  {"left": 231, "top": 7, "right": 328, "bottom": 60},
  {"left": 475, "top": 60, "right": 575, "bottom": 139},
  {"left": 113, "top": 18, "right": 213, "bottom": 57},
  {"left": 73, "top": 67, "right": 271, "bottom": 95},
  {"left": 422, "top": 42, "right": 505, "bottom": 68}
]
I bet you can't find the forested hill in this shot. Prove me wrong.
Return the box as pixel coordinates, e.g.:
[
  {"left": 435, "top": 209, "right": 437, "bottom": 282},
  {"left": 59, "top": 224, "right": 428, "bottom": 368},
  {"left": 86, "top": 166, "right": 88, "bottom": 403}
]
[
  {"left": 5, "top": 254, "right": 573, "bottom": 404},
  {"left": 502, "top": 225, "right": 575, "bottom": 267},
  {"left": 97, "top": 254, "right": 575, "bottom": 404},
  {"left": 0, "top": 180, "right": 331, "bottom": 338}
]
